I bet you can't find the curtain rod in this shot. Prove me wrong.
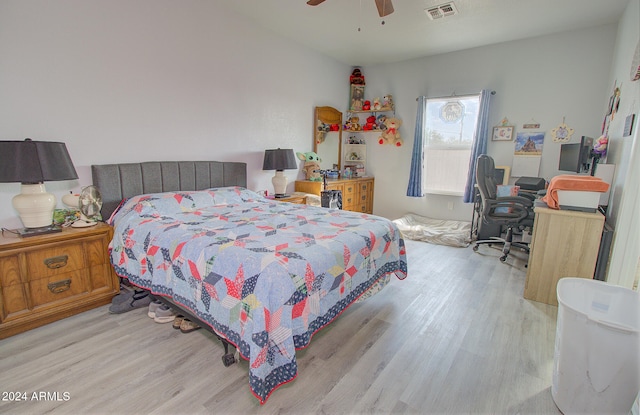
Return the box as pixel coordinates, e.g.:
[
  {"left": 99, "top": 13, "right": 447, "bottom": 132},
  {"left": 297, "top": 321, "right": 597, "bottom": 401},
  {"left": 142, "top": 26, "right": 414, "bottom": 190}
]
[{"left": 416, "top": 90, "right": 496, "bottom": 101}]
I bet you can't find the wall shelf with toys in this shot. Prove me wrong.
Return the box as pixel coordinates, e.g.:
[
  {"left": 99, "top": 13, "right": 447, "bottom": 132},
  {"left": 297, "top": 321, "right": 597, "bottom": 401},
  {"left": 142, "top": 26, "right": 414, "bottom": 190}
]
[
  {"left": 347, "top": 68, "right": 402, "bottom": 146},
  {"left": 344, "top": 108, "right": 394, "bottom": 132},
  {"left": 343, "top": 136, "right": 367, "bottom": 177}
]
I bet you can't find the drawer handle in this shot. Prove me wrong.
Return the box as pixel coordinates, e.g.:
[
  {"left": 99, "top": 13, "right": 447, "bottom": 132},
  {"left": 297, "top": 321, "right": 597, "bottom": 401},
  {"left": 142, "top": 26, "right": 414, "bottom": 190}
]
[
  {"left": 44, "top": 255, "right": 68, "bottom": 269},
  {"left": 48, "top": 279, "right": 72, "bottom": 294}
]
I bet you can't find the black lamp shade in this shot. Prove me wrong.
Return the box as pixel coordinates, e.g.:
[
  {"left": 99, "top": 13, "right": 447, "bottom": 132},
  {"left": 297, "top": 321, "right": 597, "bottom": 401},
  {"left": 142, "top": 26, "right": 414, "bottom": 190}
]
[
  {"left": 0, "top": 139, "right": 78, "bottom": 184},
  {"left": 262, "top": 148, "right": 297, "bottom": 171}
]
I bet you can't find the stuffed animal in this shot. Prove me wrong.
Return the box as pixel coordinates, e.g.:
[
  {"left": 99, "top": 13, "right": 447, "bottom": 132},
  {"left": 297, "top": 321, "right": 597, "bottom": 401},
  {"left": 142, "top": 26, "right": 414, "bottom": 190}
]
[
  {"left": 296, "top": 151, "right": 323, "bottom": 181},
  {"left": 316, "top": 122, "right": 331, "bottom": 144},
  {"left": 593, "top": 135, "right": 608, "bottom": 157},
  {"left": 373, "top": 97, "right": 382, "bottom": 111},
  {"left": 350, "top": 68, "right": 365, "bottom": 85},
  {"left": 383, "top": 94, "right": 394, "bottom": 111},
  {"left": 376, "top": 114, "right": 387, "bottom": 131},
  {"left": 348, "top": 116, "right": 361, "bottom": 131},
  {"left": 362, "top": 100, "right": 371, "bottom": 111},
  {"left": 363, "top": 115, "right": 376, "bottom": 131},
  {"left": 378, "top": 117, "right": 402, "bottom": 146}
]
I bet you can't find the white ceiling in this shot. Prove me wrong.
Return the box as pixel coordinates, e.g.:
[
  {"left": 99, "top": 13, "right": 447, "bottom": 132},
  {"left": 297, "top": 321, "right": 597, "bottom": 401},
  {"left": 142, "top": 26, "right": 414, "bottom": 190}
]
[{"left": 222, "top": 0, "right": 630, "bottom": 66}]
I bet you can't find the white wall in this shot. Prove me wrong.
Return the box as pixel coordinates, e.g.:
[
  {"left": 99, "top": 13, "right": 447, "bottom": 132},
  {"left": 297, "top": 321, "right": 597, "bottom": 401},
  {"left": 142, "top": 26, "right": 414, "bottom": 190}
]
[
  {"left": 603, "top": 0, "right": 640, "bottom": 289},
  {"left": 363, "top": 24, "right": 617, "bottom": 221},
  {"left": 0, "top": 0, "right": 348, "bottom": 228}
]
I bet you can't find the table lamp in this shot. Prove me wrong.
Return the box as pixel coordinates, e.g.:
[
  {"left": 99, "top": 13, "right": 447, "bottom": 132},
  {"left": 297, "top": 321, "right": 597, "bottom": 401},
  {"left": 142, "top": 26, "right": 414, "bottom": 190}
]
[
  {"left": 262, "top": 148, "right": 297, "bottom": 198},
  {"left": 0, "top": 139, "right": 78, "bottom": 236}
]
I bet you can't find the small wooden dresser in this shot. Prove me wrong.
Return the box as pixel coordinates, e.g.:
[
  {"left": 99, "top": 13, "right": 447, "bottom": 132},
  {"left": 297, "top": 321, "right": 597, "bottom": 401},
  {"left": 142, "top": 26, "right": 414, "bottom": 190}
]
[
  {"left": 295, "top": 177, "right": 374, "bottom": 213},
  {"left": 0, "top": 222, "right": 119, "bottom": 339}
]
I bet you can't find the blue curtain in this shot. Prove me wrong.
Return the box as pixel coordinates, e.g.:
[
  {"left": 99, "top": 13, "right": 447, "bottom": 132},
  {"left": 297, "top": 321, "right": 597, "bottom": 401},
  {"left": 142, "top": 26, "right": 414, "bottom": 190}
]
[
  {"left": 463, "top": 89, "right": 493, "bottom": 203},
  {"left": 406, "top": 96, "right": 427, "bottom": 197}
]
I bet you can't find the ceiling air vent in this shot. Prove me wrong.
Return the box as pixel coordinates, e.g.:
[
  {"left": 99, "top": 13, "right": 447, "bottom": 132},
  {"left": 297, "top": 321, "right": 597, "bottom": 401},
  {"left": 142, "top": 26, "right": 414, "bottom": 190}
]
[{"left": 425, "top": 2, "right": 458, "bottom": 20}]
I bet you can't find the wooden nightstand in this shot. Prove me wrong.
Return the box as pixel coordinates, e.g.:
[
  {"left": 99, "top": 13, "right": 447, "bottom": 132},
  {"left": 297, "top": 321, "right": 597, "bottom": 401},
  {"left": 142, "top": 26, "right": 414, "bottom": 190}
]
[
  {"left": 0, "top": 222, "right": 119, "bottom": 339},
  {"left": 270, "top": 194, "right": 307, "bottom": 205}
]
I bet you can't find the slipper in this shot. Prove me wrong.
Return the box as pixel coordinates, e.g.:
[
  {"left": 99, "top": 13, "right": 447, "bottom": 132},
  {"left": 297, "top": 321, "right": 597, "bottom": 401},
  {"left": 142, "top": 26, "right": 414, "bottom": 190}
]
[
  {"left": 173, "top": 315, "right": 185, "bottom": 330},
  {"left": 108, "top": 291, "right": 152, "bottom": 314},
  {"left": 180, "top": 318, "right": 201, "bottom": 333}
]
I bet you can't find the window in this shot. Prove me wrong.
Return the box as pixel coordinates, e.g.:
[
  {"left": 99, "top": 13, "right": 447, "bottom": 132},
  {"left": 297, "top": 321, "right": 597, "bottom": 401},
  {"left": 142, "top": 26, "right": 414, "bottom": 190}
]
[{"left": 423, "top": 94, "right": 480, "bottom": 196}]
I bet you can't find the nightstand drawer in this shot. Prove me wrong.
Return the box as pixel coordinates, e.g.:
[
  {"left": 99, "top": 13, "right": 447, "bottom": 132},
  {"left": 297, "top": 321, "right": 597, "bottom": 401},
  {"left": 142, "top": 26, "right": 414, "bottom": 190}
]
[
  {"left": 0, "top": 256, "right": 22, "bottom": 287},
  {"left": 26, "top": 243, "right": 84, "bottom": 279},
  {"left": 0, "top": 223, "right": 119, "bottom": 339},
  {"left": 29, "top": 270, "right": 87, "bottom": 307}
]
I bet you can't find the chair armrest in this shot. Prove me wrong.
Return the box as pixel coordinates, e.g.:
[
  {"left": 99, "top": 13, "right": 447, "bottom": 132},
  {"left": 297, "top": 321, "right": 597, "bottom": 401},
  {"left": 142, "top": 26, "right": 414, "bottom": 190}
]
[
  {"left": 518, "top": 191, "right": 536, "bottom": 202},
  {"left": 483, "top": 196, "right": 533, "bottom": 222},
  {"left": 496, "top": 195, "right": 534, "bottom": 207}
]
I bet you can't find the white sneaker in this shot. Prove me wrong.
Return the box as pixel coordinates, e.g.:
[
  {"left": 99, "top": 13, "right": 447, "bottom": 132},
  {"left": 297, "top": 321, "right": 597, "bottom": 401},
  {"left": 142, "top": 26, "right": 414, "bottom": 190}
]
[
  {"left": 154, "top": 305, "right": 177, "bottom": 323},
  {"left": 147, "top": 300, "right": 162, "bottom": 318}
]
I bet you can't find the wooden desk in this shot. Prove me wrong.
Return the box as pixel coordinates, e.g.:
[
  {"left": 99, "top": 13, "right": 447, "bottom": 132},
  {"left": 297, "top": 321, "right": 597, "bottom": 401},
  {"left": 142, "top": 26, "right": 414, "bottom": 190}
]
[{"left": 524, "top": 206, "right": 604, "bottom": 306}]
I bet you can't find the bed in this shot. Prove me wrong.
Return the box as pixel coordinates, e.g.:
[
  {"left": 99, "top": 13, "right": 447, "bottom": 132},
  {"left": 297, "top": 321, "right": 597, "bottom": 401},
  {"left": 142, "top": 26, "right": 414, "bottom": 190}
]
[{"left": 92, "top": 161, "right": 407, "bottom": 404}]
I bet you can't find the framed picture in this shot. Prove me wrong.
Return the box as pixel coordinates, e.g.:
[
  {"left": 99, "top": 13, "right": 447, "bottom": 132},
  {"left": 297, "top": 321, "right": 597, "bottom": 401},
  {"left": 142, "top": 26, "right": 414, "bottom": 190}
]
[
  {"left": 349, "top": 84, "right": 365, "bottom": 111},
  {"left": 492, "top": 126, "right": 514, "bottom": 141}
]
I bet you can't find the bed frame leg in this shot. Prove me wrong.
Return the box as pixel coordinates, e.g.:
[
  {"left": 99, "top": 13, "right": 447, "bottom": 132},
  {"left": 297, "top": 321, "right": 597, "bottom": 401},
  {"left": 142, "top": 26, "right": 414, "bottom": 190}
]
[{"left": 218, "top": 336, "right": 237, "bottom": 367}]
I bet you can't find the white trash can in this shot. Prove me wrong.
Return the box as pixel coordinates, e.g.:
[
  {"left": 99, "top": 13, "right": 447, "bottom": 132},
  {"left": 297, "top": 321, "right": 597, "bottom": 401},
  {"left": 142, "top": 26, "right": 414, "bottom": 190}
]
[{"left": 552, "top": 277, "right": 640, "bottom": 414}]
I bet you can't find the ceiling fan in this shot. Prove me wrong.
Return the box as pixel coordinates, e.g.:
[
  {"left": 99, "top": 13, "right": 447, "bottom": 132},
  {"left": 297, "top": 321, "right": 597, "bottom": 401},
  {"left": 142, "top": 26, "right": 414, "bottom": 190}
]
[{"left": 307, "top": 0, "right": 394, "bottom": 18}]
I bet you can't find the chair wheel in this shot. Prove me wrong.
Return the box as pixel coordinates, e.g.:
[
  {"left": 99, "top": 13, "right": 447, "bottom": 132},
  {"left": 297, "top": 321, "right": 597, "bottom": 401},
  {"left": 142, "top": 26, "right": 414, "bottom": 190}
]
[
  {"left": 473, "top": 245, "right": 479, "bottom": 252},
  {"left": 500, "top": 255, "right": 507, "bottom": 262}
]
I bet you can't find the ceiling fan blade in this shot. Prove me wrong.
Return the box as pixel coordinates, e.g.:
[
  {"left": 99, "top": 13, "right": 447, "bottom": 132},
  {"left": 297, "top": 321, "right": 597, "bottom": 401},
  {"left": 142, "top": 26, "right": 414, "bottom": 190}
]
[
  {"left": 307, "top": 0, "right": 326, "bottom": 5},
  {"left": 375, "top": 0, "right": 394, "bottom": 17}
]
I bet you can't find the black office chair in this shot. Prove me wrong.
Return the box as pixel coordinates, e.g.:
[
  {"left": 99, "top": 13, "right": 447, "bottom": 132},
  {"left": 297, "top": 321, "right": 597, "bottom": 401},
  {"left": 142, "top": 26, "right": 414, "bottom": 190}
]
[{"left": 473, "top": 154, "right": 534, "bottom": 263}]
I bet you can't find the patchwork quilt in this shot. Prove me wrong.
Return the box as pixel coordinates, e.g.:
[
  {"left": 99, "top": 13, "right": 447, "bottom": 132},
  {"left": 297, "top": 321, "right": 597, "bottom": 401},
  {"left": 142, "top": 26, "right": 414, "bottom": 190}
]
[{"left": 108, "top": 187, "right": 407, "bottom": 403}]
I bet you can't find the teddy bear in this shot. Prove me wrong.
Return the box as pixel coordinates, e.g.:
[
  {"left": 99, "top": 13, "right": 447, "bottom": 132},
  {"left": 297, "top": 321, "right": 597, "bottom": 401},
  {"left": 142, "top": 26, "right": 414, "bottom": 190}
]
[
  {"left": 315, "top": 122, "right": 331, "bottom": 144},
  {"left": 376, "top": 114, "right": 387, "bottom": 131},
  {"left": 296, "top": 151, "right": 323, "bottom": 181},
  {"left": 378, "top": 117, "right": 402, "bottom": 146},
  {"left": 373, "top": 97, "right": 382, "bottom": 111},
  {"left": 348, "top": 116, "right": 361, "bottom": 131},
  {"left": 363, "top": 115, "right": 376, "bottom": 131},
  {"left": 383, "top": 94, "right": 394, "bottom": 111}
]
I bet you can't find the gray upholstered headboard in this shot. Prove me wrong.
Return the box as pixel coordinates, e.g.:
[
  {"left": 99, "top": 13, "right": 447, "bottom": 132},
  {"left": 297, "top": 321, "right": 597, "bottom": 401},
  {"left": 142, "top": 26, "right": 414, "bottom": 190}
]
[{"left": 91, "top": 161, "right": 247, "bottom": 220}]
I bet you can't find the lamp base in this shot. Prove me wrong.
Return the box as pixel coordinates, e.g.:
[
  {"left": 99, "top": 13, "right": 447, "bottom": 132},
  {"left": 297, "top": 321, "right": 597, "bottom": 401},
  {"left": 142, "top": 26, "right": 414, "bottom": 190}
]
[
  {"left": 12, "top": 183, "right": 57, "bottom": 229},
  {"left": 17, "top": 225, "right": 62, "bottom": 238},
  {"left": 272, "top": 171, "right": 288, "bottom": 198}
]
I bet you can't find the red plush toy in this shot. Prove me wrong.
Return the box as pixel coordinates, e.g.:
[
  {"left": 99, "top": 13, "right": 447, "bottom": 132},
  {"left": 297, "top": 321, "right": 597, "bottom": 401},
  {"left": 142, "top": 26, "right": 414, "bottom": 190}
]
[
  {"left": 362, "top": 100, "right": 371, "bottom": 111},
  {"left": 363, "top": 115, "right": 376, "bottom": 131},
  {"left": 350, "top": 68, "right": 365, "bottom": 85}
]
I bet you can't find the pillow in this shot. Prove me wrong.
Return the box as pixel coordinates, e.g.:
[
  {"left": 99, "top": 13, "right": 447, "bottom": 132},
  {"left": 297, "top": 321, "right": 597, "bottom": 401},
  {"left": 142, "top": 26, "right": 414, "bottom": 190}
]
[{"left": 110, "top": 187, "right": 262, "bottom": 223}]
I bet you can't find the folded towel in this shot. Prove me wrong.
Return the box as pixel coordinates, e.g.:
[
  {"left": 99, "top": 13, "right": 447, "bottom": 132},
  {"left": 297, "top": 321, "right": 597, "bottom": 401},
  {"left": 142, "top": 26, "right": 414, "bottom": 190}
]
[{"left": 541, "top": 174, "right": 609, "bottom": 209}]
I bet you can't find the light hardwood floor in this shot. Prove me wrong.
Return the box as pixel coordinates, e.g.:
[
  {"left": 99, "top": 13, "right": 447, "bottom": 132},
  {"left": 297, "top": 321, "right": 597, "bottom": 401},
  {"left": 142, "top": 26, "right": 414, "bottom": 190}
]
[{"left": 0, "top": 239, "right": 561, "bottom": 414}]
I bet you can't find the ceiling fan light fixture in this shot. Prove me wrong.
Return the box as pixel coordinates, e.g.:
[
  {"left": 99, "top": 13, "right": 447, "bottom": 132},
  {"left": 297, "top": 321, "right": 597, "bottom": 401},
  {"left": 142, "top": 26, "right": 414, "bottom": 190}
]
[{"left": 375, "top": 0, "right": 394, "bottom": 17}]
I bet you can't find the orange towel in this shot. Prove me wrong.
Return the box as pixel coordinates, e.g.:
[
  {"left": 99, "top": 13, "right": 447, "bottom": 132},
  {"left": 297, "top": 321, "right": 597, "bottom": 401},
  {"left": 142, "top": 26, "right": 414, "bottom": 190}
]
[{"left": 542, "top": 174, "right": 610, "bottom": 209}]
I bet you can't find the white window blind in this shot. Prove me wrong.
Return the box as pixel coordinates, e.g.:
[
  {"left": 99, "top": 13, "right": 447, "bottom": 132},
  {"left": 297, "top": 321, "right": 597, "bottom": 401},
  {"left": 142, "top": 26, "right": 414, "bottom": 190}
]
[{"left": 423, "top": 94, "right": 480, "bottom": 196}]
